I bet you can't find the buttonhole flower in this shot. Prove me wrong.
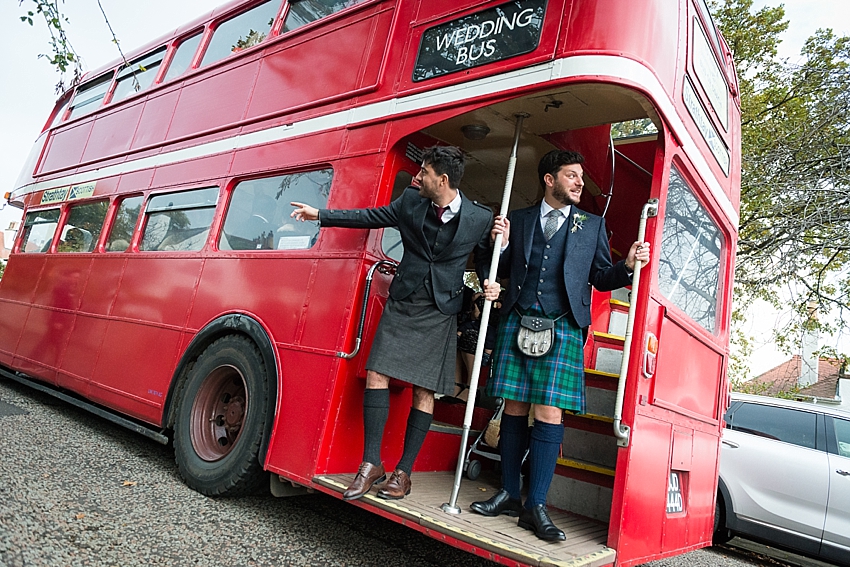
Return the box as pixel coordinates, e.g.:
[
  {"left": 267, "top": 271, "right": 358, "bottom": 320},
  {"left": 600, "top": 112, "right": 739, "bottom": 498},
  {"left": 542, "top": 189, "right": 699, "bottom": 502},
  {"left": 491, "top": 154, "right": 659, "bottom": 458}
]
[{"left": 571, "top": 213, "right": 587, "bottom": 233}]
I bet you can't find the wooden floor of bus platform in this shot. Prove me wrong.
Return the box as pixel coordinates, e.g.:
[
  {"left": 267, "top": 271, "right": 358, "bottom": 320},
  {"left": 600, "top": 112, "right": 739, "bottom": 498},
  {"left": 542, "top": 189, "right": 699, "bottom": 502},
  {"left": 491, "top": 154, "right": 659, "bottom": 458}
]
[{"left": 314, "top": 471, "right": 615, "bottom": 567}]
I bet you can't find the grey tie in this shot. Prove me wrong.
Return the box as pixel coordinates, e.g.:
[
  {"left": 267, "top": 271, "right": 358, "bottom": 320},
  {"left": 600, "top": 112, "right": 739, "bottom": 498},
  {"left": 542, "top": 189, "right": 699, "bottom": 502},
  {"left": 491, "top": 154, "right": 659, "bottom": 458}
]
[{"left": 543, "top": 209, "right": 561, "bottom": 241}]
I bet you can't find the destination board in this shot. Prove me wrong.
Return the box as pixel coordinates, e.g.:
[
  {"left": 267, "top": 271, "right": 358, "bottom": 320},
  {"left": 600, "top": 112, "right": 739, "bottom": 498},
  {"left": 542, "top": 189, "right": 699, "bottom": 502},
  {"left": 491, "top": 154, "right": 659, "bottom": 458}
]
[{"left": 413, "top": 0, "right": 546, "bottom": 82}]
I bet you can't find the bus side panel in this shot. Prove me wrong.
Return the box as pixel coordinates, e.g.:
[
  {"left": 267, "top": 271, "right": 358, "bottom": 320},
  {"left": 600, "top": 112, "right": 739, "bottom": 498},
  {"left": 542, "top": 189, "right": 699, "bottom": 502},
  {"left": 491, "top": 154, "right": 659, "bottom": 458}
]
[
  {"left": 563, "top": 0, "right": 679, "bottom": 93},
  {"left": 189, "top": 257, "right": 320, "bottom": 347},
  {"left": 60, "top": 256, "right": 124, "bottom": 397},
  {"left": 613, "top": 415, "right": 670, "bottom": 562},
  {"left": 81, "top": 102, "right": 145, "bottom": 164},
  {"left": 166, "top": 61, "right": 260, "bottom": 142},
  {"left": 90, "top": 320, "right": 179, "bottom": 424},
  {"left": 266, "top": 350, "right": 339, "bottom": 480},
  {"left": 84, "top": 258, "right": 203, "bottom": 423},
  {"left": 131, "top": 90, "right": 181, "bottom": 150},
  {"left": 14, "top": 257, "right": 92, "bottom": 384},
  {"left": 39, "top": 120, "right": 94, "bottom": 175},
  {"left": 652, "top": 317, "right": 723, "bottom": 420},
  {"left": 0, "top": 255, "right": 46, "bottom": 366},
  {"left": 245, "top": 7, "right": 393, "bottom": 119}
]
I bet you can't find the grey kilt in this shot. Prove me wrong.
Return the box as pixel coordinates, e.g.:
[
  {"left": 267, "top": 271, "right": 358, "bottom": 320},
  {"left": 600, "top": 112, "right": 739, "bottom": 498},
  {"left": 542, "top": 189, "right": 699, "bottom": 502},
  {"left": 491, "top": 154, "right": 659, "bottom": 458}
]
[{"left": 366, "top": 283, "right": 457, "bottom": 395}]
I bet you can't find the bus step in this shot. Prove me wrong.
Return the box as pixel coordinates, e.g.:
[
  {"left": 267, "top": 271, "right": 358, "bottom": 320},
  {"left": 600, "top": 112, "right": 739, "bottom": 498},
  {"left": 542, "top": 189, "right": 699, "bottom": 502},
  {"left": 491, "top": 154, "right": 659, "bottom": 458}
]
[
  {"left": 562, "top": 415, "right": 618, "bottom": 470},
  {"left": 551, "top": 459, "right": 615, "bottom": 522}
]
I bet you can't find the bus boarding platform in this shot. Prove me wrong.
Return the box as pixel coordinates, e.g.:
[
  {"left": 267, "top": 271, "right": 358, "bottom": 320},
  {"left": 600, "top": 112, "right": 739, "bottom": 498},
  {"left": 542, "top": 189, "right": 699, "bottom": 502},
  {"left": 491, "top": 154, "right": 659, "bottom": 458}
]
[{"left": 315, "top": 471, "right": 615, "bottom": 567}]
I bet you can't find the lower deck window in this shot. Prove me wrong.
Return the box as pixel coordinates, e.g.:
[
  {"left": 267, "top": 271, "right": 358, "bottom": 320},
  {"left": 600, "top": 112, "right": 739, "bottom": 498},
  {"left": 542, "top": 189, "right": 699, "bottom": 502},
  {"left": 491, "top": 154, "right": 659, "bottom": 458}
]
[
  {"left": 140, "top": 187, "right": 219, "bottom": 252},
  {"left": 57, "top": 200, "right": 108, "bottom": 253},
  {"left": 20, "top": 209, "right": 60, "bottom": 253},
  {"left": 221, "top": 169, "right": 331, "bottom": 251}
]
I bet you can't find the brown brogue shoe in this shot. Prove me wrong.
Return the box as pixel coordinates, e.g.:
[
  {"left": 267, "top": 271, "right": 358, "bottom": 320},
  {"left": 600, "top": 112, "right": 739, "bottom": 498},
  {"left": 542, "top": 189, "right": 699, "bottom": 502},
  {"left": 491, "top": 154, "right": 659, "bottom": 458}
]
[
  {"left": 377, "top": 469, "right": 411, "bottom": 500},
  {"left": 343, "top": 462, "right": 386, "bottom": 501}
]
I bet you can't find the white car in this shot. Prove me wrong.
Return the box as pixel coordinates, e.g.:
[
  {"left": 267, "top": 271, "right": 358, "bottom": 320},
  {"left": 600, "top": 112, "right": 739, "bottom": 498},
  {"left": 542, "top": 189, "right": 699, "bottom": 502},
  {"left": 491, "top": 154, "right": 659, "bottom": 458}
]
[{"left": 715, "top": 392, "right": 850, "bottom": 565}]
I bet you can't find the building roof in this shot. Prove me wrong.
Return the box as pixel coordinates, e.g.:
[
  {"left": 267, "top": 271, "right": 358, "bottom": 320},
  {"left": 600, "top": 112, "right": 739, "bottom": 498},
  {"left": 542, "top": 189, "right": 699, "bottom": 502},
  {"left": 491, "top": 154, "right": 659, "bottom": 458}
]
[{"left": 751, "top": 354, "right": 845, "bottom": 397}]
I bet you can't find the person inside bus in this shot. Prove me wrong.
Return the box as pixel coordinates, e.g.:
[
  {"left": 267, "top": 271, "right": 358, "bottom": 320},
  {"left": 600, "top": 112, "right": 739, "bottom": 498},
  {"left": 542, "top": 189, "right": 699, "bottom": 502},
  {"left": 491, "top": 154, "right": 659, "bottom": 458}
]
[
  {"left": 470, "top": 149, "right": 651, "bottom": 541},
  {"left": 289, "top": 146, "right": 493, "bottom": 501}
]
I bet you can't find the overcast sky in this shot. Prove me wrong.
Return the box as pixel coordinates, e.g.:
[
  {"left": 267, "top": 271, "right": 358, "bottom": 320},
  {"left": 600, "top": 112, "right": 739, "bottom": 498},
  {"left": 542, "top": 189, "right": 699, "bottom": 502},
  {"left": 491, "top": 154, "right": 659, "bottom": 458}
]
[{"left": 0, "top": 0, "right": 847, "bottom": 374}]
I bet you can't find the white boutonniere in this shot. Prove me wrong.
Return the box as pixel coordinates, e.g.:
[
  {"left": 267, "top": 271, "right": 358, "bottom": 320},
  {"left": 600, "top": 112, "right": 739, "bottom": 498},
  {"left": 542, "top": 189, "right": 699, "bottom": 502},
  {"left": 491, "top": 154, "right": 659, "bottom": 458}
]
[{"left": 571, "top": 212, "right": 587, "bottom": 233}]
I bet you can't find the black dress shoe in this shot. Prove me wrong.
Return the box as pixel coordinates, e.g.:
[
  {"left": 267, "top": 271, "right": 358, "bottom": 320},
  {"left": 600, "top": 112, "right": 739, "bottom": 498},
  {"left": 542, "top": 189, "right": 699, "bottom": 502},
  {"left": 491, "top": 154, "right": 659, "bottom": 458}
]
[
  {"left": 518, "top": 504, "right": 566, "bottom": 541},
  {"left": 469, "top": 489, "right": 522, "bottom": 517}
]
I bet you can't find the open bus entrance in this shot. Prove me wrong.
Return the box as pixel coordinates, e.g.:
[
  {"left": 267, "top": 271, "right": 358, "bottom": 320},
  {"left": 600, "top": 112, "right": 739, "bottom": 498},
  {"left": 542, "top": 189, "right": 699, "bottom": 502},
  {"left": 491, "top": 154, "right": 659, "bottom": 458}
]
[{"left": 316, "top": 83, "right": 663, "bottom": 565}]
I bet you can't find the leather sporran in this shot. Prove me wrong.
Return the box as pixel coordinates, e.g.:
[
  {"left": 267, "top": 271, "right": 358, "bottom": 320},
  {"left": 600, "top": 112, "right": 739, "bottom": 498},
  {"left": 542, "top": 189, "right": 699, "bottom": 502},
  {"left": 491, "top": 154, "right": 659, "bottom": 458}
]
[{"left": 516, "top": 315, "right": 555, "bottom": 357}]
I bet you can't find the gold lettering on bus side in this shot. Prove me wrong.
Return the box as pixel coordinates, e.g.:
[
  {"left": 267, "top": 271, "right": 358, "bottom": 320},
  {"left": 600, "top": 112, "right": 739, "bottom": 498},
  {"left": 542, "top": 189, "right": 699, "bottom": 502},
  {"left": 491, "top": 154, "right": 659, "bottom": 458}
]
[
  {"left": 40, "top": 186, "right": 70, "bottom": 204},
  {"left": 69, "top": 182, "right": 96, "bottom": 200}
]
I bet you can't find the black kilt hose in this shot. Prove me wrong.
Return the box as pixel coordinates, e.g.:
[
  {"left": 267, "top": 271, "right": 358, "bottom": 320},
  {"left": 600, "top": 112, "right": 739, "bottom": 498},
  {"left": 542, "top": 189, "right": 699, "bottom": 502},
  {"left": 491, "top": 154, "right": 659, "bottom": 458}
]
[{"left": 366, "top": 283, "right": 457, "bottom": 395}]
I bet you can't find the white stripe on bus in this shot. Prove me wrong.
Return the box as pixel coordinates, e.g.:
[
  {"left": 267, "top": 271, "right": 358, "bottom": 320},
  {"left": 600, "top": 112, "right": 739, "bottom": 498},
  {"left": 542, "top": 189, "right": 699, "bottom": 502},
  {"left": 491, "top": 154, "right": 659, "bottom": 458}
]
[{"left": 13, "top": 55, "right": 738, "bottom": 225}]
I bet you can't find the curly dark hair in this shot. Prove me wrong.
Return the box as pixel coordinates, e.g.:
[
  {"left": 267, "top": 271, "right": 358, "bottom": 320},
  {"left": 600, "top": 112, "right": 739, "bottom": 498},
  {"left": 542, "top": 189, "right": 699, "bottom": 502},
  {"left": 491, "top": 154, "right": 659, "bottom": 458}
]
[
  {"left": 421, "top": 145, "right": 465, "bottom": 189},
  {"left": 537, "top": 149, "right": 585, "bottom": 188}
]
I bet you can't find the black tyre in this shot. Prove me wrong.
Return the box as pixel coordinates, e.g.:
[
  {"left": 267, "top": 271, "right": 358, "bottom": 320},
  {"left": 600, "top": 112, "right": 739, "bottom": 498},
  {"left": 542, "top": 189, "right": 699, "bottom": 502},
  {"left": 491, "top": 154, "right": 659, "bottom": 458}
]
[
  {"left": 713, "top": 498, "right": 732, "bottom": 544},
  {"left": 174, "top": 335, "right": 270, "bottom": 496},
  {"left": 466, "top": 458, "right": 482, "bottom": 481}
]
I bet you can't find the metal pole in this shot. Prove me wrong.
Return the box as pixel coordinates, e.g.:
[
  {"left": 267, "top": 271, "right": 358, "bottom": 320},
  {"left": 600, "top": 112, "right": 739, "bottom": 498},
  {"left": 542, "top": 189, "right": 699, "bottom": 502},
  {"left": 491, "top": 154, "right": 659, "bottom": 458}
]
[
  {"left": 612, "top": 199, "right": 658, "bottom": 447},
  {"left": 442, "top": 113, "right": 528, "bottom": 514}
]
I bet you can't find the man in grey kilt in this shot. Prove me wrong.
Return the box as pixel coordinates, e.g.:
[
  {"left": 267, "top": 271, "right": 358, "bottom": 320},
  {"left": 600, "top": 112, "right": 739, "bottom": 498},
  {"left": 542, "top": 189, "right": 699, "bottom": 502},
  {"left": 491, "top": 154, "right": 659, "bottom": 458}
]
[
  {"left": 471, "top": 149, "right": 651, "bottom": 541},
  {"left": 291, "top": 146, "right": 493, "bottom": 501}
]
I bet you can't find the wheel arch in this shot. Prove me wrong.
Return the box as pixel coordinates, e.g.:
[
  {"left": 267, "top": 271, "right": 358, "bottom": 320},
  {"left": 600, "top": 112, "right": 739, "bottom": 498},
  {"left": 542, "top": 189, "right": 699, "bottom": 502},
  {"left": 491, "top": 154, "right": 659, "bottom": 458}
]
[{"left": 164, "top": 313, "right": 279, "bottom": 466}]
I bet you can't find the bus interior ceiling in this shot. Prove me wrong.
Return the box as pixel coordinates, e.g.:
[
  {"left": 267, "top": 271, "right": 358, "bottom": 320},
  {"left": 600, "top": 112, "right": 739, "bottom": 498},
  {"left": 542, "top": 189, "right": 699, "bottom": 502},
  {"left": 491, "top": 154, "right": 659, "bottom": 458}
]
[{"left": 423, "top": 83, "right": 658, "bottom": 256}]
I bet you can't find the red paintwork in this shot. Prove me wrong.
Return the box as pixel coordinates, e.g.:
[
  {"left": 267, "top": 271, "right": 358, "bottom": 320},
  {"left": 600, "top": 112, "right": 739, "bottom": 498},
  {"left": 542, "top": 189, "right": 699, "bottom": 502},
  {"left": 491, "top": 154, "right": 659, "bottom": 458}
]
[{"left": 1, "top": 1, "right": 740, "bottom": 565}]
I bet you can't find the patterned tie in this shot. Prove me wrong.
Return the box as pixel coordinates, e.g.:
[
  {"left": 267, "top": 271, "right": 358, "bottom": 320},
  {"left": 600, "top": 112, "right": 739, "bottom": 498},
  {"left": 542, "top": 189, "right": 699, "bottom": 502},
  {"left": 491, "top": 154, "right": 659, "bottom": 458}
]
[{"left": 543, "top": 209, "right": 561, "bottom": 241}]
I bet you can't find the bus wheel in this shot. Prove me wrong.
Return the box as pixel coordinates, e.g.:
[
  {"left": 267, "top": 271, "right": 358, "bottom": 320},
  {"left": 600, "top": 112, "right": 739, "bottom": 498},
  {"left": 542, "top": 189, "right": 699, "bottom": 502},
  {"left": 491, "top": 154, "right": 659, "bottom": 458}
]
[{"left": 174, "top": 335, "right": 269, "bottom": 496}]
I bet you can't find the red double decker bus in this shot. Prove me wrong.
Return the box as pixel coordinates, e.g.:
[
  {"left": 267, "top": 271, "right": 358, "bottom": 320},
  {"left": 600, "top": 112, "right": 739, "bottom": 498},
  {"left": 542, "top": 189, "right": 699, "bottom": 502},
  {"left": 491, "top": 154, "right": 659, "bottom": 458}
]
[{"left": 1, "top": 0, "right": 740, "bottom": 564}]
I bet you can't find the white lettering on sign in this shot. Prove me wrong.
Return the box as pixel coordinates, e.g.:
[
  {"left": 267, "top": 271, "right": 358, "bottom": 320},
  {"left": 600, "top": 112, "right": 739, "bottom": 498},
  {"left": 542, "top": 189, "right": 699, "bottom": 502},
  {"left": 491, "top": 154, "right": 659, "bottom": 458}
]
[
  {"left": 666, "top": 472, "right": 684, "bottom": 514},
  {"left": 436, "top": 8, "right": 536, "bottom": 51}
]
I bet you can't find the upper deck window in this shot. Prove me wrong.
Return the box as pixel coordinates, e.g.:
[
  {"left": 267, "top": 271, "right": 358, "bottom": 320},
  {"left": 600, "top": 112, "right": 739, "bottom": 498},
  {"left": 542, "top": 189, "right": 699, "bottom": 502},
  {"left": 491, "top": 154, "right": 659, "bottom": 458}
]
[
  {"left": 20, "top": 209, "right": 60, "bottom": 253},
  {"left": 112, "top": 48, "right": 167, "bottom": 104},
  {"left": 283, "top": 0, "right": 367, "bottom": 33},
  {"left": 658, "top": 167, "right": 723, "bottom": 333},
  {"left": 163, "top": 33, "right": 204, "bottom": 82},
  {"left": 67, "top": 75, "right": 113, "bottom": 120},
  {"left": 141, "top": 187, "right": 219, "bottom": 252},
  {"left": 200, "top": 1, "right": 281, "bottom": 68},
  {"left": 220, "top": 169, "right": 331, "bottom": 250}
]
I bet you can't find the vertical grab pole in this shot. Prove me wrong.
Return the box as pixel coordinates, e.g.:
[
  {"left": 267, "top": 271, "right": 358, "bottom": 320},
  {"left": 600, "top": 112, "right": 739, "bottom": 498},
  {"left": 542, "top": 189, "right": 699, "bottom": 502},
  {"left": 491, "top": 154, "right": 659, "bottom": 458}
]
[
  {"left": 442, "top": 113, "right": 528, "bottom": 514},
  {"left": 612, "top": 199, "right": 658, "bottom": 447}
]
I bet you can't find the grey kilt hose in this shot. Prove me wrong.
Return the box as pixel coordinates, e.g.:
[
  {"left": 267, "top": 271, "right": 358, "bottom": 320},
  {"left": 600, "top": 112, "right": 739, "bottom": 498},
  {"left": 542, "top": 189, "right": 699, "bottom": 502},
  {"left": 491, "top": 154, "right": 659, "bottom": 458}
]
[{"left": 486, "top": 303, "right": 585, "bottom": 412}]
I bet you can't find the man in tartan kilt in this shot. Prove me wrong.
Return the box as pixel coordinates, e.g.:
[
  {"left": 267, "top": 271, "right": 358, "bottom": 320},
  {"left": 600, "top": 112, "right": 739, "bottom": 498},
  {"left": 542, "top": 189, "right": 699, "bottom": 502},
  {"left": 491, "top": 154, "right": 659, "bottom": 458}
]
[{"left": 470, "top": 149, "right": 651, "bottom": 541}]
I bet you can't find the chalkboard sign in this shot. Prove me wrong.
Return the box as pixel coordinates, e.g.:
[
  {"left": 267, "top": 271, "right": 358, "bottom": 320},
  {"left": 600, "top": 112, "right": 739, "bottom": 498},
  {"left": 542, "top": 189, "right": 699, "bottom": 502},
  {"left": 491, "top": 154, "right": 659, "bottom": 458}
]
[{"left": 413, "top": 0, "right": 547, "bottom": 82}]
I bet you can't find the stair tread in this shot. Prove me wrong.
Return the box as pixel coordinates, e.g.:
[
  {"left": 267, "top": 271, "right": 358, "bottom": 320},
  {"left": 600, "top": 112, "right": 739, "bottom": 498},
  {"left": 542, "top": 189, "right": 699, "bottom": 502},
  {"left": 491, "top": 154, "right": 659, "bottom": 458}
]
[
  {"left": 609, "top": 299, "right": 630, "bottom": 308},
  {"left": 584, "top": 368, "right": 618, "bottom": 378},
  {"left": 556, "top": 457, "right": 615, "bottom": 477},
  {"left": 592, "top": 331, "right": 625, "bottom": 341}
]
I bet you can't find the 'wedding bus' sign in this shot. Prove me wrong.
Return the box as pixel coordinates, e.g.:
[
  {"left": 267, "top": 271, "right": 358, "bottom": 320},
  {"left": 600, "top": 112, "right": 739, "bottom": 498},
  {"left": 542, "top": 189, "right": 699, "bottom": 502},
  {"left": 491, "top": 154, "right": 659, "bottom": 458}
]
[{"left": 413, "top": 0, "right": 547, "bottom": 82}]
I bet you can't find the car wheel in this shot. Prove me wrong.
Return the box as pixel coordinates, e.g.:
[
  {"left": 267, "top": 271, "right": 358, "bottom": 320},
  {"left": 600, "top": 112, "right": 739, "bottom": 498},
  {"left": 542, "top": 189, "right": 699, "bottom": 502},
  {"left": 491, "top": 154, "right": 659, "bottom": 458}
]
[
  {"left": 713, "top": 498, "right": 732, "bottom": 544},
  {"left": 174, "top": 335, "right": 270, "bottom": 496}
]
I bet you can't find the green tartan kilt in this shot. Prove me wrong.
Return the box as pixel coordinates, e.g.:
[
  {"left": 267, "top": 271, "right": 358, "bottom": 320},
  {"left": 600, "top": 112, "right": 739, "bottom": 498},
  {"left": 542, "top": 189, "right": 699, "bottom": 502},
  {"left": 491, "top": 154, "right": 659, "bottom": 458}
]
[{"left": 486, "top": 303, "right": 586, "bottom": 412}]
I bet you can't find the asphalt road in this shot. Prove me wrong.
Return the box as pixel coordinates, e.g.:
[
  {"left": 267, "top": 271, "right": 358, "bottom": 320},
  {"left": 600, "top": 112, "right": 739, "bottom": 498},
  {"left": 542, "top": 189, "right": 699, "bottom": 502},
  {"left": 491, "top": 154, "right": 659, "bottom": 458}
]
[{"left": 0, "top": 377, "right": 837, "bottom": 567}]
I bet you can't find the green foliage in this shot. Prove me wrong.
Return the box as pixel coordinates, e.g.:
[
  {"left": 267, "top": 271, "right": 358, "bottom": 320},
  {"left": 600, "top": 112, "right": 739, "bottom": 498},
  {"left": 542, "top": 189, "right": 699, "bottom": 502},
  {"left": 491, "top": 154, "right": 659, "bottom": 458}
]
[
  {"left": 0, "top": 260, "right": 5, "bottom": 280},
  {"left": 711, "top": 0, "right": 850, "bottom": 372},
  {"left": 18, "top": 0, "right": 82, "bottom": 93}
]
